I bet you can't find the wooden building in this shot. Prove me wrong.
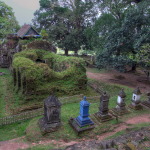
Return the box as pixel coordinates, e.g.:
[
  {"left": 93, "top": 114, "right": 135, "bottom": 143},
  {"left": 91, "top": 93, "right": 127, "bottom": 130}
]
[{"left": 17, "top": 24, "right": 41, "bottom": 39}]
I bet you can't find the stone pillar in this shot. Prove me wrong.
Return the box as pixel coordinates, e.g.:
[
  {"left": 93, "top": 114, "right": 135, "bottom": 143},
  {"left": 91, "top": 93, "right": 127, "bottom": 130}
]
[
  {"left": 75, "top": 96, "right": 94, "bottom": 127},
  {"left": 130, "top": 87, "right": 143, "bottom": 110},
  {"left": 38, "top": 95, "right": 61, "bottom": 134},
  {"left": 95, "top": 92, "right": 113, "bottom": 122},
  {"left": 116, "top": 89, "right": 126, "bottom": 110},
  {"left": 113, "top": 89, "right": 128, "bottom": 115}
]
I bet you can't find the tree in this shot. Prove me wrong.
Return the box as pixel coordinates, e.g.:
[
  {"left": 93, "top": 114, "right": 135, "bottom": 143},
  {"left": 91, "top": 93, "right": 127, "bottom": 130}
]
[
  {"left": 40, "top": 29, "right": 49, "bottom": 39},
  {"left": 85, "top": 13, "right": 116, "bottom": 53},
  {"left": 136, "top": 44, "right": 150, "bottom": 81},
  {"left": 0, "top": 1, "right": 19, "bottom": 41},
  {"left": 96, "top": 0, "right": 150, "bottom": 72},
  {"left": 33, "top": 0, "right": 98, "bottom": 55}
]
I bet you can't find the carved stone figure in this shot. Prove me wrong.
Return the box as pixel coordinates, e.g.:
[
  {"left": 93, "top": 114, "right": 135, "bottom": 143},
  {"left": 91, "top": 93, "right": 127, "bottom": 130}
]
[
  {"left": 95, "top": 92, "right": 113, "bottom": 122},
  {"left": 99, "top": 92, "right": 110, "bottom": 116},
  {"left": 38, "top": 95, "right": 61, "bottom": 134}
]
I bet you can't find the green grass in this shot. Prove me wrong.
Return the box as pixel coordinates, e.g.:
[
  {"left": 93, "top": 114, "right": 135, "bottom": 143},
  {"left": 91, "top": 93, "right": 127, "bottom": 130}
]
[
  {"left": 0, "top": 119, "right": 31, "bottom": 141},
  {"left": 88, "top": 78, "right": 135, "bottom": 107},
  {"left": 0, "top": 68, "right": 11, "bottom": 117},
  {"left": 0, "top": 68, "right": 149, "bottom": 143},
  {"left": 0, "top": 68, "right": 26, "bottom": 115}
]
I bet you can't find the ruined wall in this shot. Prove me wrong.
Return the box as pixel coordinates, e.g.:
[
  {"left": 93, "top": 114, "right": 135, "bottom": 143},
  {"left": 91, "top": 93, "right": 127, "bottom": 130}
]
[
  {"left": 0, "top": 39, "right": 56, "bottom": 68},
  {"left": 12, "top": 49, "right": 87, "bottom": 101}
]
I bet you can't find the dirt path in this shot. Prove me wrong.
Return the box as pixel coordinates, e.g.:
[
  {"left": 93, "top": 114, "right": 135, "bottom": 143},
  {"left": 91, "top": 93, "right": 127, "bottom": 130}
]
[
  {"left": 87, "top": 70, "right": 150, "bottom": 93},
  {"left": 0, "top": 114, "right": 149, "bottom": 150}
]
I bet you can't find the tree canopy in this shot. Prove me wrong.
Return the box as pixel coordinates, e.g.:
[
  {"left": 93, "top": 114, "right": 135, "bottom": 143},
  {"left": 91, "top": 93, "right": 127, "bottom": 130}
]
[
  {"left": 95, "top": 0, "right": 150, "bottom": 72},
  {"left": 33, "top": 0, "right": 150, "bottom": 72},
  {"left": 0, "top": 1, "right": 19, "bottom": 41},
  {"left": 33, "top": 0, "right": 98, "bottom": 55},
  {"left": 136, "top": 44, "right": 150, "bottom": 80}
]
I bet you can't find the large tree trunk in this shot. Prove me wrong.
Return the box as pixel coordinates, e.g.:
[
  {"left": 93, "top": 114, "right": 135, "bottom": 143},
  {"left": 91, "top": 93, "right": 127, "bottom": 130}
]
[
  {"left": 147, "top": 71, "right": 150, "bottom": 81},
  {"left": 65, "top": 49, "right": 68, "bottom": 56},
  {"left": 131, "top": 63, "right": 137, "bottom": 71},
  {"left": 144, "top": 70, "right": 150, "bottom": 81},
  {"left": 74, "top": 50, "right": 78, "bottom": 56}
]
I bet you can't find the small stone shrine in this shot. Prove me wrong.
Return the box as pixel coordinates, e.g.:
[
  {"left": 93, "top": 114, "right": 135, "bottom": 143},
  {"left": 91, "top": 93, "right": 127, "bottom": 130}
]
[
  {"left": 129, "top": 87, "right": 143, "bottom": 110},
  {"left": 142, "top": 92, "right": 150, "bottom": 108},
  {"left": 38, "top": 95, "right": 61, "bottom": 134},
  {"left": 95, "top": 92, "right": 113, "bottom": 122},
  {"left": 69, "top": 96, "right": 95, "bottom": 134},
  {"left": 112, "top": 89, "right": 129, "bottom": 115},
  {"left": 75, "top": 96, "right": 94, "bottom": 127}
]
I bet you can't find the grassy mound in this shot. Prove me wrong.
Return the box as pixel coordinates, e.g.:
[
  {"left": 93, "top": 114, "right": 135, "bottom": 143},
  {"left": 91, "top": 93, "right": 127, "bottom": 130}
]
[{"left": 12, "top": 49, "right": 87, "bottom": 101}]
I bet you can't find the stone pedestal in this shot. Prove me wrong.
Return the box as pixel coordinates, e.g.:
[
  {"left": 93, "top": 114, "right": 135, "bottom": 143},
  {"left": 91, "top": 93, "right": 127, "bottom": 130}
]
[
  {"left": 112, "top": 107, "right": 129, "bottom": 116},
  {"left": 95, "top": 92, "right": 113, "bottom": 122},
  {"left": 75, "top": 96, "right": 94, "bottom": 127},
  {"left": 38, "top": 95, "right": 61, "bottom": 134},
  {"left": 95, "top": 112, "right": 113, "bottom": 122},
  {"left": 38, "top": 118, "right": 61, "bottom": 134},
  {"left": 112, "top": 89, "right": 129, "bottom": 116},
  {"left": 69, "top": 118, "right": 95, "bottom": 135},
  {"left": 69, "top": 96, "right": 95, "bottom": 134},
  {"left": 129, "top": 87, "right": 143, "bottom": 110},
  {"left": 129, "top": 102, "right": 143, "bottom": 110}
]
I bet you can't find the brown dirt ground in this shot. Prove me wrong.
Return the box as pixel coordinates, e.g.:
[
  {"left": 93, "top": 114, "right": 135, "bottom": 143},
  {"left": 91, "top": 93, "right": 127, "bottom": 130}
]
[{"left": 87, "top": 69, "right": 150, "bottom": 93}]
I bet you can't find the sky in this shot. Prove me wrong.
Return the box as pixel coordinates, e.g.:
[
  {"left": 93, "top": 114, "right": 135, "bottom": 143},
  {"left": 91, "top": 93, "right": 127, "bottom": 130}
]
[{"left": 4, "top": 0, "right": 40, "bottom": 25}]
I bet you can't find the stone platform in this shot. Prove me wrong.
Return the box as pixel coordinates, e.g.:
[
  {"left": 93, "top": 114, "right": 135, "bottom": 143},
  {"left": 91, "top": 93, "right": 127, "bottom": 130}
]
[
  {"left": 128, "top": 104, "right": 143, "bottom": 110},
  {"left": 111, "top": 108, "right": 129, "bottom": 116},
  {"left": 38, "top": 118, "right": 61, "bottom": 135},
  {"left": 94, "top": 112, "right": 113, "bottom": 122},
  {"left": 69, "top": 118, "right": 95, "bottom": 134}
]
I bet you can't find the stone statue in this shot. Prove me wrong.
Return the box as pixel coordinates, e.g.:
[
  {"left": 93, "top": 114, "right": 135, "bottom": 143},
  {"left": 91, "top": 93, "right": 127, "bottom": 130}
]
[
  {"left": 96, "top": 92, "right": 113, "bottom": 122},
  {"left": 38, "top": 95, "right": 61, "bottom": 134}
]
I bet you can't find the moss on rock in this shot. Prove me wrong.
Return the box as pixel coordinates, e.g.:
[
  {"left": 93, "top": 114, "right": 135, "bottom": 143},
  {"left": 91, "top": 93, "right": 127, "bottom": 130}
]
[{"left": 12, "top": 49, "right": 87, "bottom": 101}]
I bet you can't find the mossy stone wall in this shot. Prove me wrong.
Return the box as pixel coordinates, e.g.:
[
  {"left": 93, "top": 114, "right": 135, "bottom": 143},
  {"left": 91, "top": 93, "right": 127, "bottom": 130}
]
[{"left": 12, "top": 49, "right": 87, "bottom": 101}]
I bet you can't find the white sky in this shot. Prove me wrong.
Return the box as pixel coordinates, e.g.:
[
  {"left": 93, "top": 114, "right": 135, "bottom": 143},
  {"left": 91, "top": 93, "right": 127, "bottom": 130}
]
[{"left": 3, "top": 0, "right": 40, "bottom": 25}]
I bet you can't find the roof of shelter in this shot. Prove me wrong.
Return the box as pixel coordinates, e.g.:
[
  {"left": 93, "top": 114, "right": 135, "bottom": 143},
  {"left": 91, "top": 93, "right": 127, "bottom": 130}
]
[{"left": 17, "top": 24, "right": 40, "bottom": 38}]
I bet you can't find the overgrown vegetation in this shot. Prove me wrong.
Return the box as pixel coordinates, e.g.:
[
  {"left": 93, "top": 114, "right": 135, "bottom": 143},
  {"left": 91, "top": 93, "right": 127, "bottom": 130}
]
[
  {"left": 12, "top": 49, "right": 87, "bottom": 101},
  {"left": 135, "top": 44, "right": 150, "bottom": 81}
]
